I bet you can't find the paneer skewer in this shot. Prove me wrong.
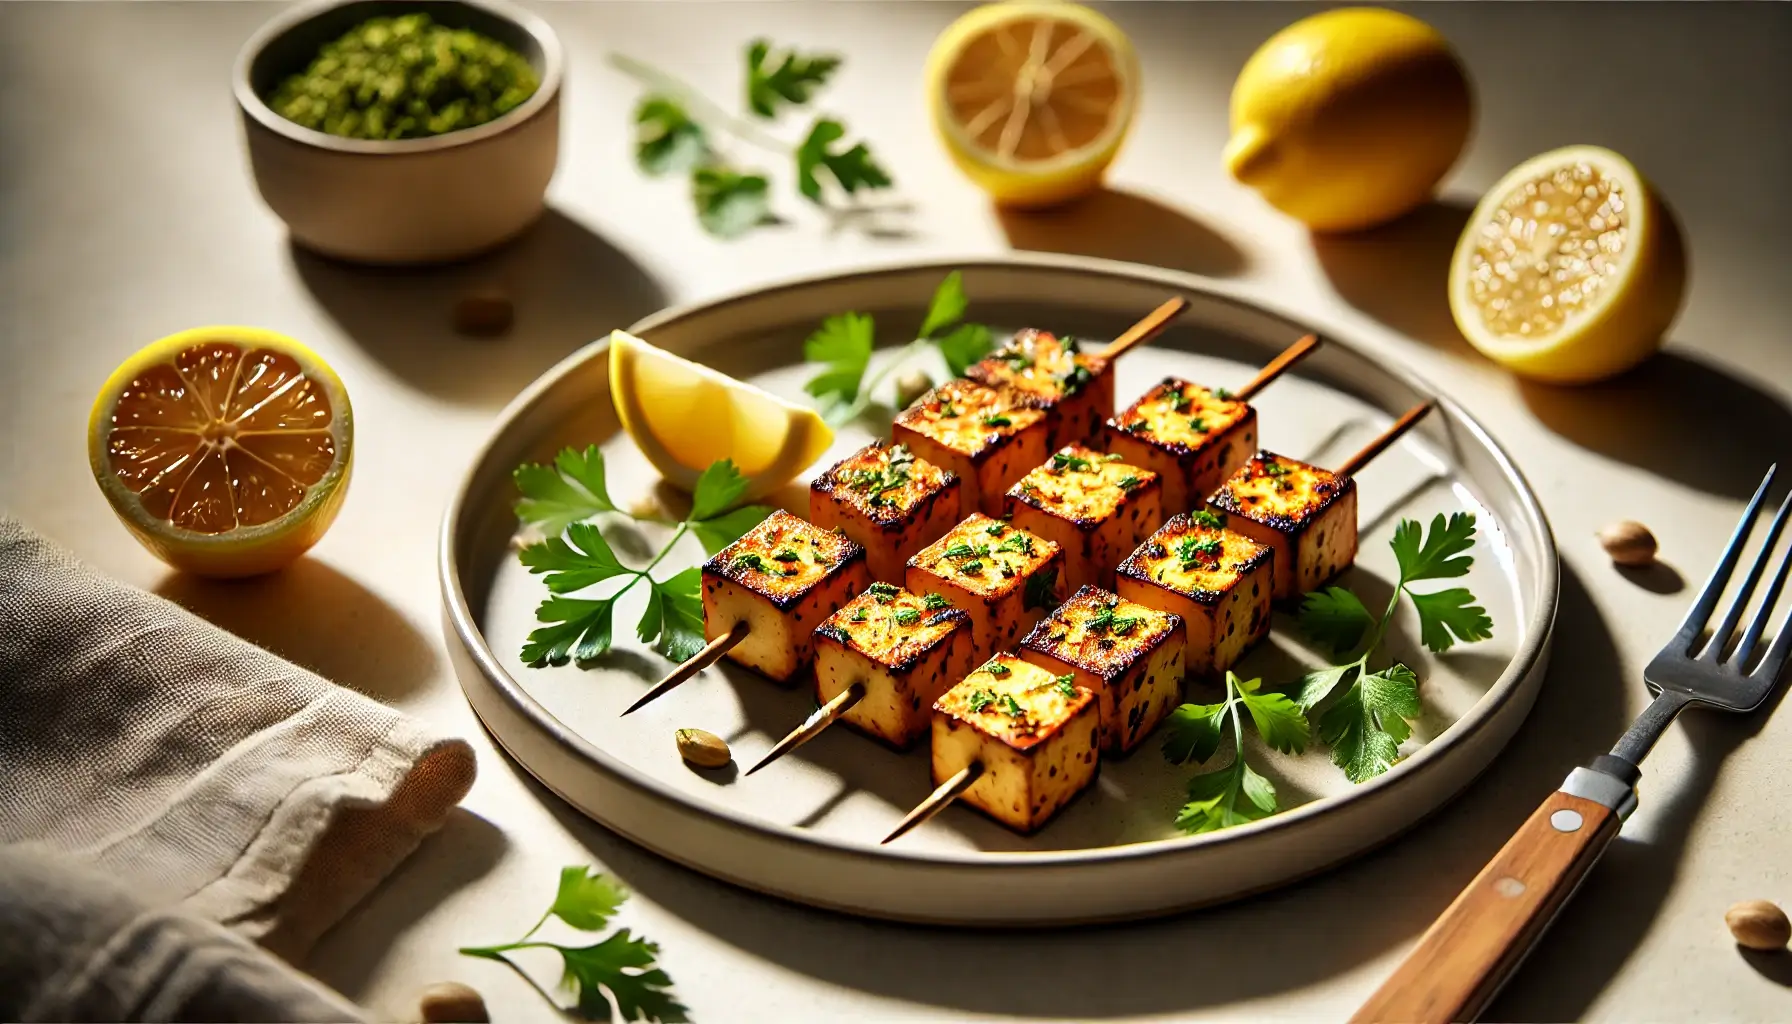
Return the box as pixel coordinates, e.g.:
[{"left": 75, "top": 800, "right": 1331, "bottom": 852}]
[
  {"left": 884, "top": 653, "right": 1102, "bottom": 843},
  {"left": 621, "top": 510, "right": 870, "bottom": 714},
  {"left": 1117, "top": 512, "right": 1275, "bottom": 680},
  {"left": 1206, "top": 400, "right": 1434, "bottom": 602},
  {"left": 1003, "top": 445, "right": 1162, "bottom": 594},
  {"left": 810, "top": 441, "right": 966, "bottom": 583},
  {"left": 1019, "top": 586, "right": 1188, "bottom": 755},
  {"left": 1104, "top": 332, "right": 1321, "bottom": 515}
]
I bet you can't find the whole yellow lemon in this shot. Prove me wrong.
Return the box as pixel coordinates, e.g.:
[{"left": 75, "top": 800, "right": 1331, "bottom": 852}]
[{"left": 1225, "top": 7, "right": 1473, "bottom": 233}]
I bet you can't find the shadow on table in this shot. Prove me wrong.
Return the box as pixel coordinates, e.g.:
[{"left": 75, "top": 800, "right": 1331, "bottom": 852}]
[
  {"left": 1310, "top": 197, "right": 1480, "bottom": 360},
  {"left": 996, "top": 186, "right": 1250, "bottom": 280},
  {"left": 1519, "top": 350, "right": 1792, "bottom": 501},
  {"left": 290, "top": 207, "right": 666, "bottom": 407},
  {"left": 155, "top": 558, "right": 436, "bottom": 702},
  {"left": 492, "top": 566, "right": 1628, "bottom": 1019}
]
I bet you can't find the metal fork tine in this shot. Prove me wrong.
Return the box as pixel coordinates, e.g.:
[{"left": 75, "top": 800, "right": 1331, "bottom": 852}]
[
  {"left": 1670, "top": 465, "right": 1777, "bottom": 653},
  {"left": 1751, "top": 592, "right": 1792, "bottom": 685},
  {"left": 1733, "top": 494, "right": 1792, "bottom": 668},
  {"left": 1703, "top": 487, "right": 1792, "bottom": 663}
]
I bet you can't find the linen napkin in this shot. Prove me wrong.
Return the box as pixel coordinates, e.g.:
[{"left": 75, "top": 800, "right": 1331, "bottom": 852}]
[{"left": 0, "top": 514, "right": 477, "bottom": 1012}]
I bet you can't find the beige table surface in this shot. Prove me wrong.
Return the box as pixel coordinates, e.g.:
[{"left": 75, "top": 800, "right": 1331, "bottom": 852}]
[{"left": 5, "top": 1, "right": 1792, "bottom": 1020}]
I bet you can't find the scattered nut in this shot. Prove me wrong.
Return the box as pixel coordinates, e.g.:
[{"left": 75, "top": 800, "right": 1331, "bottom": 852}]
[
  {"left": 893, "top": 369, "right": 934, "bottom": 411},
  {"left": 418, "top": 980, "right": 489, "bottom": 1023},
  {"left": 1725, "top": 899, "right": 1791, "bottom": 951},
  {"left": 453, "top": 287, "right": 514, "bottom": 337},
  {"left": 1598, "top": 520, "right": 1658, "bottom": 567},
  {"left": 676, "top": 728, "right": 731, "bottom": 768}
]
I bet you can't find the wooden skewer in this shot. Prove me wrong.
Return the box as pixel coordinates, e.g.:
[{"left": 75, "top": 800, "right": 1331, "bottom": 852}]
[
  {"left": 745, "top": 683, "right": 865, "bottom": 775},
  {"left": 621, "top": 622, "right": 749, "bottom": 716},
  {"left": 882, "top": 761, "right": 984, "bottom": 844},
  {"left": 1096, "top": 296, "right": 1190, "bottom": 362},
  {"left": 1335, "top": 400, "right": 1436, "bottom": 479},
  {"left": 1234, "top": 333, "right": 1321, "bottom": 403}
]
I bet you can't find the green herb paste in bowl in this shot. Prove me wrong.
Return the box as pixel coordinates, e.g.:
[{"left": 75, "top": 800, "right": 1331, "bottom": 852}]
[{"left": 267, "top": 13, "right": 539, "bottom": 140}]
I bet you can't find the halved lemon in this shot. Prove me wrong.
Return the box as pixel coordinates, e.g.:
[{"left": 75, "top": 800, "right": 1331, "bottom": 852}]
[
  {"left": 608, "top": 330, "right": 832, "bottom": 501},
  {"left": 1449, "top": 145, "right": 1687, "bottom": 384},
  {"left": 926, "top": 0, "right": 1140, "bottom": 208},
  {"left": 87, "top": 327, "right": 353, "bottom": 578}
]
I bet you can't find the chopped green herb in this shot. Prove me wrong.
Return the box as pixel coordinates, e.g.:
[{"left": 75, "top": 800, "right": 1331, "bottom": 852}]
[
  {"left": 1178, "top": 535, "right": 1223, "bottom": 569},
  {"left": 773, "top": 549, "right": 800, "bottom": 562},
  {"left": 850, "top": 607, "right": 868, "bottom": 622},
  {"left": 1190, "top": 509, "right": 1227, "bottom": 529},
  {"left": 996, "top": 533, "right": 1035, "bottom": 555},
  {"left": 733, "top": 553, "right": 766, "bottom": 572},
  {"left": 867, "top": 581, "right": 899, "bottom": 602},
  {"left": 981, "top": 415, "right": 1013, "bottom": 428},
  {"left": 983, "top": 660, "right": 1012, "bottom": 678},
  {"left": 960, "top": 560, "right": 985, "bottom": 574},
  {"left": 893, "top": 608, "right": 922, "bottom": 627},
  {"left": 1051, "top": 452, "right": 1093, "bottom": 473},
  {"left": 997, "top": 694, "right": 1026, "bottom": 718},
  {"left": 1169, "top": 390, "right": 1193, "bottom": 413},
  {"left": 1118, "top": 475, "right": 1141, "bottom": 491},
  {"left": 967, "top": 689, "right": 996, "bottom": 713},
  {"left": 1262, "top": 461, "right": 1293, "bottom": 477},
  {"left": 922, "top": 592, "right": 951, "bottom": 610},
  {"left": 1190, "top": 417, "right": 1209, "bottom": 433},
  {"left": 985, "top": 521, "right": 1007, "bottom": 536},
  {"left": 1214, "top": 387, "right": 1234, "bottom": 400},
  {"left": 1054, "top": 674, "right": 1077, "bottom": 699},
  {"left": 1123, "top": 419, "right": 1150, "bottom": 434}
]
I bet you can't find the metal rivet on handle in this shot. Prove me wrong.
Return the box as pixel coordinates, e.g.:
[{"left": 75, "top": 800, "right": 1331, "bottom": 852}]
[{"left": 1550, "top": 808, "right": 1584, "bottom": 833}]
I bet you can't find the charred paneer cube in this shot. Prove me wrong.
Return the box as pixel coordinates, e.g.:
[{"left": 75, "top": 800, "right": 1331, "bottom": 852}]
[
  {"left": 813, "top": 583, "right": 975, "bottom": 750},
  {"left": 931, "top": 653, "right": 1100, "bottom": 834},
  {"left": 1003, "top": 445, "right": 1162, "bottom": 593},
  {"left": 810, "top": 442, "right": 965, "bottom": 584},
  {"left": 892, "top": 378, "right": 1049, "bottom": 517},
  {"left": 1019, "top": 586, "right": 1186, "bottom": 755},
  {"left": 701, "top": 510, "right": 871, "bottom": 683},
  {"left": 1103, "top": 378, "right": 1257, "bottom": 514},
  {"left": 905, "top": 513, "right": 1063, "bottom": 660},
  {"left": 1209, "top": 451, "right": 1358, "bottom": 601},
  {"left": 1115, "top": 512, "right": 1273, "bottom": 678},
  {"left": 965, "top": 328, "right": 1115, "bottom": 452}
]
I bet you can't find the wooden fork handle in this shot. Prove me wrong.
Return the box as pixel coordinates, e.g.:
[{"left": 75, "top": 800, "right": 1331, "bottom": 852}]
[{"left": 1350, "top": 789, "right": 1623, "bottom": 1023}]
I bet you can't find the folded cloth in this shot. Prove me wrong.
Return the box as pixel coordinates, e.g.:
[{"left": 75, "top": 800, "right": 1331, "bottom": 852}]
[{"left": 0, "top": 515, "right": 477, "bottom": 982}]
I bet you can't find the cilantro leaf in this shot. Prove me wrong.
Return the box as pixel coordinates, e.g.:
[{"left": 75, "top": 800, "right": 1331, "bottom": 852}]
[
  {"left": 691, "top": 165, "right": 771, "bottom": 238},
  {"left": 1174, "top": 759, "right": 1277, "bottom": 835},
  {"left": 1233, "top": 674, "right": 1309, "bottom": 755},
  {"left": 1298, "top": 586, "right": 1376, "bottom": 654},
  {"left": 550, "top": 866, "right": 630, "bottom": 931},
  {"left": 1293, "top": 662, "right": 1357, "bottom": 711},
  {"left": 515, "top": 445, "right": 616, "bottom": 533},
  {"left": 652, "top": 567, "right": 706, "bottom": 662},
  {"left": 794, "top": 118, "right": 892, "bottom": 204},
  {"left": 1161, "top": 700, "right": 1228, "bottom": 765},
  {"left": 633, "top": 96, "right": 708, "bottom": 176},
  {"left": 801, "top": 311, "right": 875, "bottom": 413},
  {"left": 1319, "top": 664, "right": 1420, "bottom": 783},
  {"left": 935, "top": 322, "right": 995, "bottom": 377},
  {"left": 520, "top": 522, "right": 632, "bottom": 593},
  {"left": 690, "top": 505, "right": 774, "bottom": 556},
  {"left": 917, "top": 270, "right": 969, "bottom": 339},
  {"left": 522, "top": 596, "right": 616, "bottom": 667},
  {"left": 1392, "top": 511, "right": 1478, "bottom": 583},
  {"left": 689, "top": 459, "right": 750, "bottom": 521},
  {"left": 745, "top": 39, "right": 840, "bottom": 118},
  {"left": 1408, "top": 587, "right": 1494, "bottom": 653}
]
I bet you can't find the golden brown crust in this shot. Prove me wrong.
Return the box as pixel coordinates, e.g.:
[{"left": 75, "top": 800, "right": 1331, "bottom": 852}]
[
  {"left": 906, "top": 513, "right": 1060, "bottom": 601},
  {"left": 1116, "top": 512, "right": 1272, "bottom": 605},
  {"left": 1108, "top": 377, "right": 1251, "bottom": 456},
  {"left": 891, "top": 379, "right": 1046, "bottom": 464},
  {"left": 1210, "top": 451, "right": 1353, "bottom": 531},
  {"left": 810, "top": 441, "right": 959, "bottom": 530},
  {"left": 1007, "top": 444, "right": 1157, "bottom": 532},
  {"left": 701, "top": 509, "right": 866, "bottom": 610},
  {"left": 1019, "top": 585, "right": 1180, "bottom": 682},
  {"left": 933, "top": 652, "right": 1094, "bottom": 751},
  {"left": 965, "top": 328, "right": 1108, "bottom": 410},
  {"left": 814, "top": 583, "right": 969, "bottom": 673}
]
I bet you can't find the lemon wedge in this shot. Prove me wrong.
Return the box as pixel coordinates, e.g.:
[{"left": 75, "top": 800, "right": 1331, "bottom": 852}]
[
  {"left": 1225, "top": 7, "right": 1472, "bottom": 232},
  {"left": 609, "top": 330, "right": 833, "bottom": 500},
  {"left": 87, "top": 326, "right": 354, "bottom": 578},
  {"left": 925, "top": 0, "right": 1140, "bottom": 208},
  {"left": 1449, "top": 145, "right": 1687, "bottom": 384}
]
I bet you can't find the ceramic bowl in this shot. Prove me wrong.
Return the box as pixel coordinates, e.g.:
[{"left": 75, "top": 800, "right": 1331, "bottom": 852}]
[{"left": 234, "top": 0, "right": 564, "bottom": 265}]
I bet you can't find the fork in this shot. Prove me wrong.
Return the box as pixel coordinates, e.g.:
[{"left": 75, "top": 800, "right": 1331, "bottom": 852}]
[{"left": 1352, "top": 464, "right": 1792, "bottom": 1024}]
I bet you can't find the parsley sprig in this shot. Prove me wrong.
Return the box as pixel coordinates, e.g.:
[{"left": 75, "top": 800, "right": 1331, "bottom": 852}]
[
  {"left": 1162, "top": 672, "right": 1309, "bottom": 834},
  {"left": 612, "top": 41, "right": 891, "bottom": 239},
  {"left": 1293, "top": 513, "right": 1494, "bottom": 782},
  {"left": 460, "top": 866, "right": 687, "bottom": 1023},
  {"left": 514, "top": 450, "right": 771, "bottom": 668},
  {"left": 803, "top": 270, "right": 993, "bottom": 425}
]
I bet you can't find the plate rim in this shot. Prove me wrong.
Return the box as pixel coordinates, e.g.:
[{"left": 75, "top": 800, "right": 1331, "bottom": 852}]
[{"left": 439, "top": 251, "right": 1560, "bottom": 871}]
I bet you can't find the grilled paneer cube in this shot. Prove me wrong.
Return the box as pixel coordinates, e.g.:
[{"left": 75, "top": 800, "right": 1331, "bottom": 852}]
[
  {"left": 1004, "top": 445, "right": 1162, "bottom": 593},
  {"left": 1103, "top": 378, "right": 1257, "bottom": 514},
  {"left": 892, "top": 378, "right": 1049, "bottom": 517},
  {"left": 810, "top": 442, "right": 965, "bottom": 584},
  {"left": 701, "top": 510, "right": 871, "bottom": 683},
  {"left": 813, "top": 583, "right": 975, "bottom": 750},
  {"left": 1209, "top": 452, "right": 1358, "bottom": 601},
  {"left": 1019, "top": 586, "right": 1186, "bottom": 755},
  {"left": 931, "top": 653, "right": 1100, "bottom": 834},
  {"left": 905, "top": 513, "right": 1063, "bottom": 660},
  {"left": 965, "top": 328, "right": 1114, "bottom": 452},
  {"left": 1115, "top": 513, "right": 1273, "bottom": 678}
]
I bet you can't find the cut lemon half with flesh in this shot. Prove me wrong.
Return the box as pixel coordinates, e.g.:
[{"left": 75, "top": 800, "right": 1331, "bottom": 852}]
[
  {"left": 926, "top": 0, "right": 1140, "bottom": 208},
  {"left": 1450, "top": 145, "right": 1687, "bottom": 384},
  {"left": 87, "top": 326, "right": 353, "bottom": 578},
  {"left": 608, "top": 330, "right": 832, "bottom": 501}
]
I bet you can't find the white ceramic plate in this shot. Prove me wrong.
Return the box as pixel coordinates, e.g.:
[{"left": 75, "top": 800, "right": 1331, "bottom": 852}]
[{"left": 441, "top": 255, "right": 1557, "bottom": 925}]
